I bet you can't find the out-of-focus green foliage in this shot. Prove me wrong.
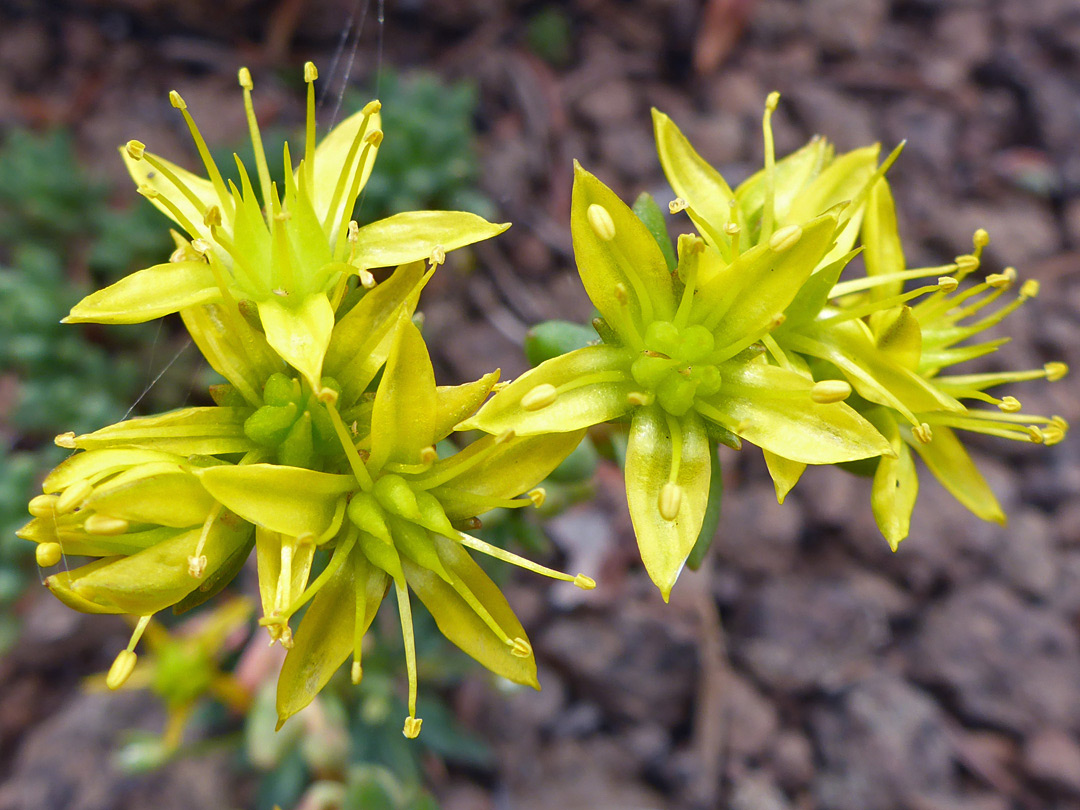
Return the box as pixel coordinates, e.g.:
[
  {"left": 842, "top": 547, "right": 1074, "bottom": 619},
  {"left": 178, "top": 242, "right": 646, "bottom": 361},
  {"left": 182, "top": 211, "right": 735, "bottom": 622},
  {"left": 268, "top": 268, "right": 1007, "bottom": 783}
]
[
  {"left": 350, "top": 71, "right": 493, "bottom": 221},
  {"left": 526, "top": 6, "right": 575, "bottom": 67}
]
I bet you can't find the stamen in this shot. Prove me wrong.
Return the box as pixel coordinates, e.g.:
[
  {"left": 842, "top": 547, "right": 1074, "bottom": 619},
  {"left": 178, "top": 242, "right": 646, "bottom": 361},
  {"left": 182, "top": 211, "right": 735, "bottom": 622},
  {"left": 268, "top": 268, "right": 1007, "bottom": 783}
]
[
  {"left": 139, "top": 184, "right": 204, "bottom": 241},
  {"left": 189, "top": 503, "right": 223, "bottom": 578},
  {"left": 323, "top": 102, "right": 381, "bottom": 236},
  {"left": 283, "top": 532, "right": 355, "bottom": 620},
  {"left": 528, "top": 488, "right": 546, "bottom": 507},
  {"left": 107, "top": 614, "right": 153, "bottom": 690},
  {"left": 725, "top": 222, "right": 741, "bottom": 257},
  {"left": 761, "top": 91, "right": 780, "bottom": 241},
  {"left": 138, "top": 149, "right": 214, "bottom": 219},
  {"left": 56, "top": 480, "right": 93, "bottom": 514},
  {"left": 972, "top": 228, "right": 989, "bottom": 261},
  {"left": 395, "top": 581, "right": 422, "bottom": 738},
  {"left": 55, "top": 432, "right": 77, "bottom": 449},
  {"left": 937, "top": 276, "right": 959, "bottom": 292},
  {"left": 510, "top": 637, "right": 532, "bottom": 658},
  {"left": 1045, "top": 362, "right": 1068, "bottom": 381},
  {"left": 912, "top": 423, "right": 933, "bottom": 444},
  {"left": 237, "top": 68, "right": 273, "bottom": 212},
  {"left": 829, "top": 262, "right": 960, "bottom": 298},
  {"left": 352, "top": 542, "right": 366, "bottom": 684},
  {"left": 455, "top": 531, "right": 594, "bottom": 588},
  {"left": 810, "top": 380, "right": 852, "bottom": 404},
  {"left": 429, "top": 245, "right": 446, "bottom": 267},
  {"left": 303, "top": 62, "right": 318, "bottom": 196},
  {"left": 332, "top": 130, "right": 384, "bottom": 259},
  {"left": 658, "top": 481, "right": 683, "bottom": 521},
  {"left": 998, "top": 396, "right": 1022, "bottom": 413},
  {"left": 768, "top": 224, "right": 802, "bottom": 253},
  {"left": 36, "top": 542, "right": 62, "bottom": 568},
  {"left": 1020, "top": 279, "right": 1040, "bottom": 299},
  {"left": 412, "top": 431, "right": 515, "bottom": 490},
  {"left": 521, "top": 383, "right": 558, "bottom": 411},
  {"left": 587, "top": 203, "right": 616, "bottom": 241},
  {"left": 169, "top": 89, "right": 232, "bottom": 214},
  {"left": 668, "top": 198, "right": 688, "bottom": 214}
]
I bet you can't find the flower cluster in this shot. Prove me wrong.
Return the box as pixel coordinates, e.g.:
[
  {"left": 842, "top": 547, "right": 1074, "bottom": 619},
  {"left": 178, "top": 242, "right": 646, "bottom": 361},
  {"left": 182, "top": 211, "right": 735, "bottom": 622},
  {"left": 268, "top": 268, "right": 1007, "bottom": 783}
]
[{"left": 21, "top": 72, "right": 1067, "bottom": 738}]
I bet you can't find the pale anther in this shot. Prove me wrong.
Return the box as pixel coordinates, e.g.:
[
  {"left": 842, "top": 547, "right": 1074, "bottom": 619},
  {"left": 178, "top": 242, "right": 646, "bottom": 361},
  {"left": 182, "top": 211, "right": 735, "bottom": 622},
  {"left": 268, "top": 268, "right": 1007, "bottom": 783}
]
[
  {"left": 1044, "top": 362, "right": 1068, "bottom": 381},
  {"left": 419, "top": 446, "right": 438, "bottom": 464},
  {"left": 238, "top": 67, "right": 253, "bottom": 90},
  {"left": 510, "top": 638, "right": 532, "bottom": 658},
  {"left": 125, "top": 139, "right": 146, "bottom": 160},
  {"left": 768, "top": 224, "right": 802, "bottom": 253},
  {"left": 723, "top": 222, "right": 740, "bottom": 235},
  {"left": 668, "top": 197, "right": 688, "bottom": 214},
  {"left": 658, "top": 482, "right": 683, "bottom": 521},
  {"left": 188, "top": 554, "right": 208, "bottom": 579},
  {"left": 28, "top": 494, "right": 58, "bottom": 518},
  {"left": 937, "top": 276, "right": 959, "bottom": 292},
  {"left": 36, "top": 542, "right": 62, "bottom": 568},
  {"left": 573, "top": 573, "right": 597, "bottom": 590},
  {"left": 912, "top": 423, "right": 933, "bottom": 444},
  {"left": 106, "top": 650, "right": 138, "bottom": 691},
  {"left": 587, "top": 203, "right": 616, "bottom": 241},
  {"left": 521, "top": 383, "right": 558, "bottom": 411},
  {"left": 304, "top": 61, "right": 318, "bottom": 82},
  {"left": 55, "top": 431, "right": 76, "bottom": 448},
  {"left": 84, "top": 514, "right": 129, "bottom": 535},
  {"left": 998, "top": 396, "right": 1022, "bottom": 413},
  {"left": 528, "top": 488, "right": 546, "bottom": 508},
  {"left": 351, "top": 662, "right": 363, "bottom": 684},
  {"left": 1020, "top": 279, "right": 1040, "bottom": 299},
  {"left": 810, "top": 379, "right": 852, "bottom": 404},
  {"left": 191, "top": 238, "right": 211, "bottom": 255},
  {"left": 429, "top": 245, "right": 446, "bottom": 266},
  {"left": 403, "top": 716, "right": 423, "bottom": 739}
]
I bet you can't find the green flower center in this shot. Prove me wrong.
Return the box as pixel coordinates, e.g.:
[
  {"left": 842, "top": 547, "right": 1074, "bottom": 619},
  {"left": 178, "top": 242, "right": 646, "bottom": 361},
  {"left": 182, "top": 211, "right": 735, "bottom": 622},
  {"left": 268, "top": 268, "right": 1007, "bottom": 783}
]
[
  {"left": 243, "top": 372, "right": 342, "bottom": 467},
  {"left": 630, "top": 320, "right": 721, "bottom": 416}
]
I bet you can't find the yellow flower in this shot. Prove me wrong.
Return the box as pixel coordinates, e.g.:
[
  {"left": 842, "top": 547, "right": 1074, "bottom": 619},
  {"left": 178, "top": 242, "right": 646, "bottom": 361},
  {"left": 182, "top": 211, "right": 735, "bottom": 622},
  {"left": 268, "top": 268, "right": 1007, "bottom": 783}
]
[{"left": 65, "top": 63, "right": 507, "bottom": 389}]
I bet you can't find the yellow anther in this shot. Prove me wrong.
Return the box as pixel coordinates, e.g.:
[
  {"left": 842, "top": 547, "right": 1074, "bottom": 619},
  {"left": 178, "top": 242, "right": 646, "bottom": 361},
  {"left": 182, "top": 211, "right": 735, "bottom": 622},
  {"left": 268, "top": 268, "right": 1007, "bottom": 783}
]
[
  {"left": 628, "top": 391, "right": 655, "bottom": 407},
  {"left": 357, "top": 269, "right": 376, "bottom": 289},
  {"left": 190, "top": 238, "right": 211, "bottom": 255},
  {"left": 765, "top": 90, "right": 780, "bottom": 111},
  {"left": 429, "top": 245, "right": 446, "bottom": 266},
  {"left": 998, "top": 396, "right": 1022, "bottom": 413},
  {"left": 203, "top": 205, "right": 222, "bottom": 227},
  {"left": 954, "top": 255, "right": 979, "bottom": 273},
  {"left": 810, "top": 379, "right": 852, "bottom": 404},
  {"left": 658, "top": 482, "right": 683, "bottom": 521},
  {"left": 188, "top": 554, "right": 208, "bottom": 579},
  {"left": 419, "top": 446, "right": 438, "bottom": 464},
  {"left": 280, "top": 625, "right": 294, "bottom": 649},
  {"left": 1043, "top": 425, "right": 1065, "bottom": 446},
  {"left": 510, "top": 637, "right": 533, "bottom": 658},
  {"left": 28, "top": 494, "right": 58, "bottom": 518},
  {"left": 125, "top": 139, "right": 146, "bottom": 160},
  {"left": 273, "top": 210, "right": 292, "bottom": 222},
  {"left": 56, "top": 480, "right": 93, "bottom": 514},
  {"left": 613, "top": 283, "right": 629, "bottom": 304},
  {"left": 1050, "top": 415, "right": 1069, "bottom": 431},
  {"left": 668, "top": 197, "right": 688, "bottom": 214},
  {"left": 136, "top": 184, "right": 159, "bottom": 199},
  {"left": 317, "top": 386, "right": 339, "bottom": 405},
  {"left": 723, "top": 222, "right": 739, "bottom": 235},
  {"left": 521, "top": 383, "right": 558, "bottom": 411},
  {"left": 346, "top": 220, "right": 360, "bottom": 243},
  {"left": 36, "top": 542, "right": 62, "bottom": 568},
  {"left": 1045, "top": 362, "right": 1068, "bottom": 381},
  {"left": 973, "top": 228, "right": 989, "bottom": 248},
  {"left": 768, "top": 224, "right": 802, "bottom": 253},
  {"left": 55, "top": 431, "right": 76, "bottom": 448},
  {"left": 912, "top": 423, "right": 933, "bottom": 444},
  {"left": 168, "top": 90, "right": 187, "bottom": 110},
  {"left": 362, "top": 99, "right": 382, "bottom": 116},
  {"left": 528, "top": 488, "right": 546, "bottom": 508},
  {"left": 587, "top": 203, "right": 616, "bottom": 241},
  {"left": 106, "top": 650, "right": 138, "bottom": 691},
  {"left": 304, "top": 61, "right": 318, "bottom": 82},
  {"left": 769, "top": 313, "right": 787, "bottom": 329},
  {"left": 238, "top": 67, "right": 253, "bottom": 90},
  {"left": 573, "top": 573, "right": 597, "bottom": 590},
  {"left": 351, "top": 661, "right": 363, "bottom": 684},
  {"left": 364, "top": 129, "right": 384, "bottom": 147},
  {"left": 1020, "top": 279, "right": 1040, "bottom": 299},
  {"left": 937, "top": 276, "right": 959, "bottom": 292},
  {"left": 84, "top": 514, "right": 130, "bottom": 535},
  {"left": 1027, "top": 425, "right": 1045, "bottom": 444},
  {"left": 403, "top": 716, "right": 423, "bottom": 739},
  {"left": 986, "top": 271, "right": 1013, "bottom": 289}
]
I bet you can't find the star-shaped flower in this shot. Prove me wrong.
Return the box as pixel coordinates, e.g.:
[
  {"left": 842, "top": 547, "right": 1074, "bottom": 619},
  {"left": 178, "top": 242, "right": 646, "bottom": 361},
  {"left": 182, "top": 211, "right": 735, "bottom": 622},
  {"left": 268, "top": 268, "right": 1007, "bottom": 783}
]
[
  {"left": 65, "top": 63, "right": 507, "bottom": 390},
  {"left": 460, "top": 163, "right": 890, "bottom": 599}
]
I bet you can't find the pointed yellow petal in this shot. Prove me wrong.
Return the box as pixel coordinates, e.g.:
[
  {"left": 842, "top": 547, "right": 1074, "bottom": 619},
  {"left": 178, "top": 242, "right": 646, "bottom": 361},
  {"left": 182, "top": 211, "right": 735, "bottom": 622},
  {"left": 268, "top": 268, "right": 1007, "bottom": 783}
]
[
  {"left": 762, "top": 450, "right": 807, "bottom": 504},
  {"left": 910, "top": 424, "right": 1005, "bottom": 524},
  {"left": 871, "top": 421, "right": 918, "bottom": 550},
  {"left": 258, "top": 293, "right": 335, "bottom": 391},
  {"left": 350, "top": 211, "right": 509, "bottom": 270},
  {"left": 66, "top": 261, "right": 220, "bottom": 324}
]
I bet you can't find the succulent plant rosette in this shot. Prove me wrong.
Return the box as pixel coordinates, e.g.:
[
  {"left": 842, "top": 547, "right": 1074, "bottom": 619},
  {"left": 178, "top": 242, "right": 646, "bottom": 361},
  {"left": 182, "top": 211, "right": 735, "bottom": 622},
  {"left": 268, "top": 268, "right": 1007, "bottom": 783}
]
[{"left": 20, "top": 69, "right": 1067, "bottom": 742}]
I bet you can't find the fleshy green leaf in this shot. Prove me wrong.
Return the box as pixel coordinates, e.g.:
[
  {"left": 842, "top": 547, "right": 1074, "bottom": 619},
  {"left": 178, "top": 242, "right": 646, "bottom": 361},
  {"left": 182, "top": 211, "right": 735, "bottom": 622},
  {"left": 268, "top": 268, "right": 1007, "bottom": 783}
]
[
  {"left": 459, "top": 344, "right": 633, "bottom": 436},
  {"left": 277, "top": 546, "right": 387, "bottom": 724},
  {"left": 405, "top": 535, "right": 538, "bottom": 687},
  {"left": 625, "top": 407, "right": 710, "bottom": 600},
  {"left": 65, "top": 261, "right": 221, "bottom": 324},
  {"left": 368, "top": 317, "right": 437, "bottom": 473},
  {"left": 524, "top": 321, "right": 598, "bottom": 367},
  {"left": 69, "top": 407, "right": 254, "bottom": 455},
  {"left": 258, "top": 293, "right": 336, "bottom": 391},
  {"left": 910, "top": 424, "right": 1004, "bottom": 524},
  {"left": 632, "top": 192, "right": 677, "bottom": 272},
  {"left": 351, "top": 211, "right": 509, "bottom": 270},
  {"left": 697, "top": 358, "right": 892, "bottom": 464},
  {"left": 197, "top": 463, "right": 353, "bottom": 538}
]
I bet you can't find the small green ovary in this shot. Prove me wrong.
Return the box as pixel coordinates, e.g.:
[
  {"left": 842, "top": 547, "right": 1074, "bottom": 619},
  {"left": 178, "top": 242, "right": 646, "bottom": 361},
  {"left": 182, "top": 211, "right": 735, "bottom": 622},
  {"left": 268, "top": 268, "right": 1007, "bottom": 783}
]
[
  {"left": 243, "top": 372, "right": 342, "bottom": 467},
  {"left": 630, "top": 321, "right": 722, "bottom": 416}
]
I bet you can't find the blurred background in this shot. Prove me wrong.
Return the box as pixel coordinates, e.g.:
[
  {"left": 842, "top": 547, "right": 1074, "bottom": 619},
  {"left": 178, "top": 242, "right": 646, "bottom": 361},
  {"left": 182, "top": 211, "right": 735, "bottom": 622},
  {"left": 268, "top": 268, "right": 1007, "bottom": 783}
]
[{"left": 1, "top": 1, "right": 1079, "bottom": 808}]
